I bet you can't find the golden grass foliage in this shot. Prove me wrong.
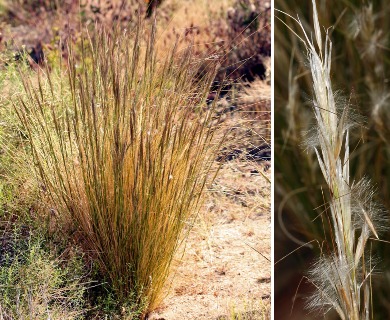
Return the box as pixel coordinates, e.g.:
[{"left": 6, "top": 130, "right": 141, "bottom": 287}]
[{"left": 13, "top": 22, "right": 224, "bottom": 315}]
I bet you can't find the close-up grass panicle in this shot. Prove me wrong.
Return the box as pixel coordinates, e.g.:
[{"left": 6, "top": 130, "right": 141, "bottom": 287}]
[{"left": 283, "top": 1, "right": 387, "bottom": 319}]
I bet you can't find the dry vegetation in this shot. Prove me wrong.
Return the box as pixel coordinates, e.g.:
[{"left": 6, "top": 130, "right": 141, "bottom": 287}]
[
  {"left": 0, "top": 0, "right": 270, "bottom": 319},
  {"left": 275, "top": 0, "right": 390, "bottom": 319}
]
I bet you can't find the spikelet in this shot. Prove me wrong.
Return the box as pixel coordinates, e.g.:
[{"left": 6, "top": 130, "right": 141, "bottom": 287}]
[{"left": 286, "top": 1, "right": 387, "bottom": 319}]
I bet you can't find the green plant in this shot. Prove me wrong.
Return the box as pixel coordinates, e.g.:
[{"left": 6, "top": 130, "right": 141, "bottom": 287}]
[
  {"left": 0, "top": 50, "right": 39, "bottom": 218},
  {"left": 14, "top": 21, "right": 224, "bottom": 317},
  {"left": 0, "top": 229, "right": 86, "bottom": 319}
]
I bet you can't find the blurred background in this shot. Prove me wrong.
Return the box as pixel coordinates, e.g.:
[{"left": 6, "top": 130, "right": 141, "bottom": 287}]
[{"left": 275, "top": 0, "right": 390, "bottom": 319}]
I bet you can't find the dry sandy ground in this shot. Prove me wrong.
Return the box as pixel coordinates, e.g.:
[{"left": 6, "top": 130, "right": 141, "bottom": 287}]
[{"left": 149, "top": 160, "right": 271, "bottom": 320}]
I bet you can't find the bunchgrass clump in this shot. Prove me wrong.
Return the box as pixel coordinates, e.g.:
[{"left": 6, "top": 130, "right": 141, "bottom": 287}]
[{"left": 13, "top": 20, "right": 224, "bottom": 317}]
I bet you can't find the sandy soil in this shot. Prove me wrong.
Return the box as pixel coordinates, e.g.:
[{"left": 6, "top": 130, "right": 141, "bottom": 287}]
[{"left": 149, "top": 159, "right": 271, "bottom": 320}]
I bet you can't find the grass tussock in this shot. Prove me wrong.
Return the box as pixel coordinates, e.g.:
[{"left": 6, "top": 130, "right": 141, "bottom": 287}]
[
  {"left": 13, "top": 21, "right": 224, "bottom": 316},
  {"left": 277, "top": 1, "right": 387, "bottom": 319}
]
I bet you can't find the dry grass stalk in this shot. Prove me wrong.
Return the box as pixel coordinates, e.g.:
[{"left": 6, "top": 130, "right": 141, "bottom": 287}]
[{"left": 278, "top": 1, "right": 387, "bottom": 319}]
